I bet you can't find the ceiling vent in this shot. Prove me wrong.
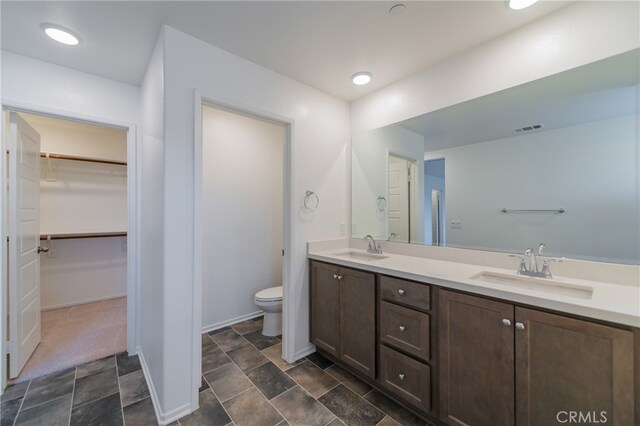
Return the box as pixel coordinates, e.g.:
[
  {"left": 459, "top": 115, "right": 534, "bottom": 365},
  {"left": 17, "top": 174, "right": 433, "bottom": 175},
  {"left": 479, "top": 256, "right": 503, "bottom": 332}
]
[{"left": 514, "top": 123, "right": 544, "bottom": 133}]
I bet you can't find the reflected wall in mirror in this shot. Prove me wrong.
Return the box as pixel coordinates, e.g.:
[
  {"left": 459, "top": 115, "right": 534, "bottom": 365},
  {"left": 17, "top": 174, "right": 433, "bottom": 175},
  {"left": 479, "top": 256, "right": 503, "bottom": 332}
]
[{"left": 351, "top": 49, "right": 640, "bottom": 264}]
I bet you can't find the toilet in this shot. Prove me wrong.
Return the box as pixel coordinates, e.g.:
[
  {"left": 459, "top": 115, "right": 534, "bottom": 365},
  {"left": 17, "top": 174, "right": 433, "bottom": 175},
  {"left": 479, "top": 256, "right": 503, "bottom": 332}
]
[{"left": 254, "top": 286, "right": 283, "bottom": 336}]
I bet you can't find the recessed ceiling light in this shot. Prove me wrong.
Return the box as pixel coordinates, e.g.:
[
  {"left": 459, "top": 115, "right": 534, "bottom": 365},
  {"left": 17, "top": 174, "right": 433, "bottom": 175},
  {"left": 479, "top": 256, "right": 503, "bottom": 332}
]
[
  {"left": 40, "top": 24, "right": 80, "bottom": 45},
  {"left": 352, "top": 72, "right": 373, "bottom": 86},
  {"left": 389, "top": 4, "right": 407, "bottom": 16},
  {"left": 507, "top": 0, "right": 539, "bottom": 10}
]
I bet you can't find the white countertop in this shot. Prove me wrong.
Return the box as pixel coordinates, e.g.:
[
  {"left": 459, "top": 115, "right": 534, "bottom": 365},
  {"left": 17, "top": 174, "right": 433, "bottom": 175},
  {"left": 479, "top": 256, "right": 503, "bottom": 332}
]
[{"left": 308, "top": 246, "right": 640, "bottom": 328}]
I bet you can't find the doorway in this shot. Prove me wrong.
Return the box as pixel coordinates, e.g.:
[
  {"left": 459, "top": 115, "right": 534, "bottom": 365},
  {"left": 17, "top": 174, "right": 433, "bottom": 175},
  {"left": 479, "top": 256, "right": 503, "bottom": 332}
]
[
  {"left": 191, "top": 97, "right": 295, "bottom": 407},
  {"left": 3, "top": 111, "right": 131, "bottom": 384},
  {"left": 200, "top": 104, "right": 285, "bottom": 331},
  {"left": 388, "top": 154, "right": 417, "bottom": 244},
  {"left": 425, "top": 158, "right": 446, "bottom": 246}
]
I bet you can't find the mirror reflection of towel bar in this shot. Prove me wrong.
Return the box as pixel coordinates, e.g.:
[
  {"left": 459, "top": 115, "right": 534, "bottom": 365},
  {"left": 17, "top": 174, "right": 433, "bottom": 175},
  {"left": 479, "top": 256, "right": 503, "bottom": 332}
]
[
  {"left": 377, "top": 196, "right": 387, "bottom": 212},
  {"left": 304, "top": 191, "right": 319, "bottom": 211},
  {"left": 501, "top": 208, "right": 565, "bottom": 214}
]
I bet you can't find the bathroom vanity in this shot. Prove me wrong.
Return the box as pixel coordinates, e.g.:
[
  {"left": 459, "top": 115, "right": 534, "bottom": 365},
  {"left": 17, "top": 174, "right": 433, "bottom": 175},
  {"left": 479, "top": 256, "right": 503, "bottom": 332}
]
[{"left": 308, "top": 246, "right": 639, "bottom": 426}]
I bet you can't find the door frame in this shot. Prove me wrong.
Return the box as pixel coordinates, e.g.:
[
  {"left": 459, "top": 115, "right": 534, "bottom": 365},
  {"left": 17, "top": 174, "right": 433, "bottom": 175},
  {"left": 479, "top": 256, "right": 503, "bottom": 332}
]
[
  {"left": 0, "top": 104, "right": 139, "bottom": 392},
  {"left": 193, "top": 90, "right": 294, "bottom": 410}
]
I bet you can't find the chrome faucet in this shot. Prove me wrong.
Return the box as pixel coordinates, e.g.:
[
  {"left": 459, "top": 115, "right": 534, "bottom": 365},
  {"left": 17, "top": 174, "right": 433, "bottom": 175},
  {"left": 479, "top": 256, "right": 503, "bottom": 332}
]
[
  {"left": 387, "top": 232, "right": 398, "bottom": 242},
  {"left": 509, "top": 243, "right": 563, "bottom": 278},
  {"left": 364, "top": 235, "right": 383, "bottom": 254}
]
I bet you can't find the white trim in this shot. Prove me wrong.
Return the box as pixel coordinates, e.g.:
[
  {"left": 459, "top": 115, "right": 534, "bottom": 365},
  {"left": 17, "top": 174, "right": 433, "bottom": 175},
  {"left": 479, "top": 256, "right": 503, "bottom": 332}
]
[
  {"left": 191, "top": 92, "right": 203, "bottom": 412},
  {"left": 0, "top": 110, "right": 7, "bottom": 394},
  {"left": 201, "top": 311, "right": 264, "bottom": 334},
  {"left": 137, "top": 346, "right": 191, "bottom": 426},
  {"left": 0, "top": 103, "right": 139, "bottom": 387},
  {"left": 41, "top": 294, "right": 127, "bottom": 311},
  {"left": 193, "top": 91, "right": 296, "bottom": 410},
  {"left": 294, "top": 344, "right": 317, "bottom": 361}
]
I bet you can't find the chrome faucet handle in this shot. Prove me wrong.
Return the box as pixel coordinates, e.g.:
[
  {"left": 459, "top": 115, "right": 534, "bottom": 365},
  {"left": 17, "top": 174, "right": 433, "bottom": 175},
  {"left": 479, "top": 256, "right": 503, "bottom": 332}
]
[{"left": 508, "top": 254, "right": 527, "bottom": 274}]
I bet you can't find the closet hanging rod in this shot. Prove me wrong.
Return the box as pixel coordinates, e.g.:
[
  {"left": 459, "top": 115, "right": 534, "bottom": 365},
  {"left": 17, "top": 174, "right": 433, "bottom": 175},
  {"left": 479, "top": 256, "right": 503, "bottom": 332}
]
[
  {"left": 501, "top": 208, "right": 565, "bottom": 214},
  {"left": 40, "top": 152, "right": 127, "bottom": 166},
  {"left": 40, "top": 232, "right": 127, "bottom": 241}
]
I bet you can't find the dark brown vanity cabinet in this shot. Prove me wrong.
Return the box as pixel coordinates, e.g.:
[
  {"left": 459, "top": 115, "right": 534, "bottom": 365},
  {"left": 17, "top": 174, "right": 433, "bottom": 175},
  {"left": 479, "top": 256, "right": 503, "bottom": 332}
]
[
  {"left": 310, "top": 261, "right": 376, "bottom": 378},
  {"left": 378, "top": 275, "right": 433, "bottom": 414},
  {"left": 439, "top": 290, "right": 635, "bottom": 426}
]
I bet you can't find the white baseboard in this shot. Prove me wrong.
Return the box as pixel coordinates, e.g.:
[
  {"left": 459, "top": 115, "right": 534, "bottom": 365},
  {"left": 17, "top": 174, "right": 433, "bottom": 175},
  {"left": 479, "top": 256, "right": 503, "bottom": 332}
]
[
  {"left": 41, "top": 293, "right": 127, "bottom": 311},
  {"left": 201, "top": 311, "right": 263, "bottom": 334},
  {"left": 137, "top": 346, "right": 193, "bottom": 425},
  {"left": 294, "top": 343, "right": 316, "bottom": 361}
]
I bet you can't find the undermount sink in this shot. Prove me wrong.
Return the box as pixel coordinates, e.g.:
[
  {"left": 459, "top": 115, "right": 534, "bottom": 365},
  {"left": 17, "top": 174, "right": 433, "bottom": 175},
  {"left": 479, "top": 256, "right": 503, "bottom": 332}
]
[
  {"left": 334, "top": 251, "right": 390, "bottom": 261},
  {"left": 469, "top": 271, "right": 594, "bottom": 299}
]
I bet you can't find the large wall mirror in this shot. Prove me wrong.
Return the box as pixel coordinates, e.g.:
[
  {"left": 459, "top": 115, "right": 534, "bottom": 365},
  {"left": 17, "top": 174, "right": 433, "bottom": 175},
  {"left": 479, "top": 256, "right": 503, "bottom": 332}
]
[{"left": 352, "top": 49, "right": 639, "bottom": 264}]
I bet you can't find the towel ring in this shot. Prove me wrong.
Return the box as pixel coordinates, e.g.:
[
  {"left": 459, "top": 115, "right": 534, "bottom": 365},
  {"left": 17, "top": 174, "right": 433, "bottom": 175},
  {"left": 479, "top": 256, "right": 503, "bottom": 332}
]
[
  {"left": 377, "top": 196, "right": 387, "bottom": 212},
  {"left": 304, "top": 190, "right": 319, "bottom": 211}
]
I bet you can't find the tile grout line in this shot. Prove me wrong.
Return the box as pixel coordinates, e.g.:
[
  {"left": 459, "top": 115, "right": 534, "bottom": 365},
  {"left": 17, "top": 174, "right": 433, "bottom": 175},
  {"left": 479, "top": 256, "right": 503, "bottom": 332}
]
[
  {"left": 11, "top": 378, "right": 32, "bottom": 426},
  {"left": 116, "top": 355, "right": 127, "bottom": 426},
  {"left": 67, "top": 366, "right": 78, "bottom": 426},
  {"left": 200, "top": 364, "right": 237, "bottom": 425}
]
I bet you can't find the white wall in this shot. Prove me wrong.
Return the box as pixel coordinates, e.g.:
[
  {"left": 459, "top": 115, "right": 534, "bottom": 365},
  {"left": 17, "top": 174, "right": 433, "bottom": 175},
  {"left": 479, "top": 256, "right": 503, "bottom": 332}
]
[
  {"left": 425, "top": 114, "right": 640, "bottom": 264},
  {"left": 350, "top": 1, "right": 640, "bottom": 134},
  {"left": 146, "top": 25, "right": 349, "bottom": 420},
  {"left": 138, "top": 32, "right": 166, "bottom": 423},
  {"left": 40, "top": 238, "right": 127, "bottom": 309},
  {"left": 352, "top": 126, "right": 424, "bottom": 242},
  {"left": 202, "top": 106, "right": 284, "bottom": 330}
]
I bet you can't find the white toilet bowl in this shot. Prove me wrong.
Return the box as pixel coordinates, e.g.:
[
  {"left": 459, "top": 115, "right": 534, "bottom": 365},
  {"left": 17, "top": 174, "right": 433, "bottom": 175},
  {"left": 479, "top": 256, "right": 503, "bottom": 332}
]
[{"left": 254, "top": 286, "right": 283, "bottom": 337}]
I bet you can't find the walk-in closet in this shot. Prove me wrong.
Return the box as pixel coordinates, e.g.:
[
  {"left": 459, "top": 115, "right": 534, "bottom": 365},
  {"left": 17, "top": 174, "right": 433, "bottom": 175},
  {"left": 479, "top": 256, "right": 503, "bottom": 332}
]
[{"left": 6, "top": 112, "right": 128, "bottom": 382}]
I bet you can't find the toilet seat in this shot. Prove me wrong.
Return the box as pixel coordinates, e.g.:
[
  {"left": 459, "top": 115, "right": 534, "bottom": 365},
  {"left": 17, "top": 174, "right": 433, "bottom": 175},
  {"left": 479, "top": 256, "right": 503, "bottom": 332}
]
[{"left": 255, "top": 286, "right": 282, "bottom": 302}]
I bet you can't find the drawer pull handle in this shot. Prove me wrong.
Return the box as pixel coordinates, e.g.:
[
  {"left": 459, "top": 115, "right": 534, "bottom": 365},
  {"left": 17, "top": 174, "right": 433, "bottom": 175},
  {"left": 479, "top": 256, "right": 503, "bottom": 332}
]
[
  {"left": 398, "top": 325, "right": 406, "bottom": 332},
  {"left": 501, "top": 319, "right": 512, "bottom": 327},
  {"left": 398, "top": 373, "right": 405, "bottom": 380},
  {"left": 397, "top": 289, "right": 406, "bottom": 295},
  {"left": 515, "top": 322, "right": 525, "bottom": 330}
]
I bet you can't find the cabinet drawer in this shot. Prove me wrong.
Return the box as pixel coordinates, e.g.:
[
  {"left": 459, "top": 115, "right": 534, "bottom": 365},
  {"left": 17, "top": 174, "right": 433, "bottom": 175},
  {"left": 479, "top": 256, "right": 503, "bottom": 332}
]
[
  {"left": 380, "top": 276, "right": 430, "bottom": 311},
  {"left": 379, "top": 345, "right": 431, "bottom": 413},
  {"left": 380, "top": 301, "right": 430, "bottom": 361}
]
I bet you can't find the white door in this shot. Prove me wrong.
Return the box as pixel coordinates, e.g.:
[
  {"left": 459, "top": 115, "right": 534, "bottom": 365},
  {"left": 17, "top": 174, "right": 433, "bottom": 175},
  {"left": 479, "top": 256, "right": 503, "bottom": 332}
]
[
  {"left": 8, "top": 112, "right": 41, "bottom": 378},
  {"left": 388, "top": 155, "right": 409, "bottom": 243}
]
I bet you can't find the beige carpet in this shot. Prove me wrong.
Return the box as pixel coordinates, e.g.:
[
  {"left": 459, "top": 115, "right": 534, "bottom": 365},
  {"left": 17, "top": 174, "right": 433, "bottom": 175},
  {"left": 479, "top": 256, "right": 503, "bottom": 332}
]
[{"left": 10, "top": 297, "right": 127, "bottom": 384}]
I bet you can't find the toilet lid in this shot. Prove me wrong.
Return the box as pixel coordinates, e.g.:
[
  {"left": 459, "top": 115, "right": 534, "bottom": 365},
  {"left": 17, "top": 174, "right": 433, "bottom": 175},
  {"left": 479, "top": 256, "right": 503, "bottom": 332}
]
[{"left": 256, "top": 286, "right": 283, "bottom": 301}]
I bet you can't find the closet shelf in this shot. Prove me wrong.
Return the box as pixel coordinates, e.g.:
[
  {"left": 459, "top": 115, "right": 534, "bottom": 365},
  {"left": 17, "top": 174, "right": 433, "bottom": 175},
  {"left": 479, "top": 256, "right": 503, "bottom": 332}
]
[
  {"left": 40, "top": 232, "right": 127, "bottom": 240},
  {"left": 40, "top": 152, "right": 127, "bottom": 166}
]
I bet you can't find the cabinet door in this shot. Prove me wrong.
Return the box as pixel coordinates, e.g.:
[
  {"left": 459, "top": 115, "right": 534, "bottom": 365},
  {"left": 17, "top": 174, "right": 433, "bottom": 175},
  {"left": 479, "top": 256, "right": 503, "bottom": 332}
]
[
  {"left": 340, "top": 267, "right": 376, "bottom": 379},
  {"left": 310, "top": 261, "right": 340, "bottom": 357},
  {"left": 439, "top": 290, "right": 515, "bottom": 426},
  {"left": 515, "top": 307, "right": 634, "bottom": 426}
]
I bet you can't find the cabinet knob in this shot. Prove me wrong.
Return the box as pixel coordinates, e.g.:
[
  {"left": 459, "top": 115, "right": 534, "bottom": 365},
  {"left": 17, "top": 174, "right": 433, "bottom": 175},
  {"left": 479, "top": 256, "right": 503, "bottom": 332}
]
[
  {"left": 501, "top": 319, "right": 512, "bottom": 327},
  {"left": 398, "top": 373, "right": 405, "bottom": 380},
  {"left": 337, "top": 275, "right": 343, "bottom": 280},
  {"left": 333, "top": 274, "right": 338, "bottom": 279},
  {"left": 515, "top": 322, "right": 525, "bottom": 330},
  {"left": 397, "top": 289, "right": 405, "bottom": 295},
  {"left": 398, "top": 325, "right": 406, "bottom": 332}
]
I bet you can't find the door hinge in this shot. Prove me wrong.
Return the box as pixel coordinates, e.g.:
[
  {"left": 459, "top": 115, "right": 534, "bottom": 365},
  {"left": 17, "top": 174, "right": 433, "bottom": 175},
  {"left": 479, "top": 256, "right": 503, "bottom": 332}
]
[{"left": 5, "top": 341, "right": 15, "bottom": 356}]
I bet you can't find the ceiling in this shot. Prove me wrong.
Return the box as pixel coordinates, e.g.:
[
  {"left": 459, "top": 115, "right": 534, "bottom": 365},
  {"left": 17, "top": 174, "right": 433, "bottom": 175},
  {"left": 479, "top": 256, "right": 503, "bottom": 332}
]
[
  {"left": 397, "top": 49, "right": 640, "bottom": 151},
  {"left": 1, "top": 1, "right": 572, "bottom": 101}
]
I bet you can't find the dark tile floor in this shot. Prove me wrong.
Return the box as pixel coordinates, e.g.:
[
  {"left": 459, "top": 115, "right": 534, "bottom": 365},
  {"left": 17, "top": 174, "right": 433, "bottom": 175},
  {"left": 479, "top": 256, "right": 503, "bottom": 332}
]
[
  {"left": 1, "top": 316, "right": 435, "bottom": 426},
  {"left": 1, "top": 352, "right": 160, "bottom": 426},
  {"left": 188, "top": 316, "right": 436, "bottom": 426}
]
